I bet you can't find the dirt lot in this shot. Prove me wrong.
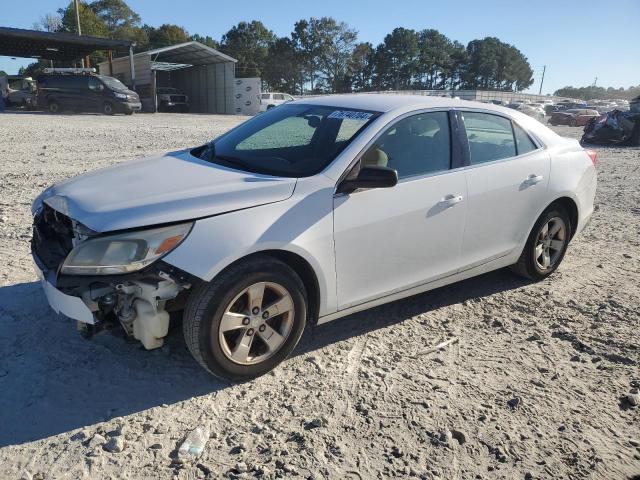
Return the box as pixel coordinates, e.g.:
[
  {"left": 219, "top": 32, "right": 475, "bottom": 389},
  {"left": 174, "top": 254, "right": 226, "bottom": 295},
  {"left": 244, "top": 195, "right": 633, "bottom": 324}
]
[{"left": 0, "top": 111, "right": 638, "bottom": 480}]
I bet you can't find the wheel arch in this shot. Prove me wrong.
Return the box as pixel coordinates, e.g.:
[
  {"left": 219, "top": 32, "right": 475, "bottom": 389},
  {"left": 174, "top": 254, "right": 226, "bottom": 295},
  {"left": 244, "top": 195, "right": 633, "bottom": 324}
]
[
  {"left": 546, "top": 196, "right": 579, "bottom": 239},
  {"left": 209, "top": 249, "right": 321, "bottom": 323}
]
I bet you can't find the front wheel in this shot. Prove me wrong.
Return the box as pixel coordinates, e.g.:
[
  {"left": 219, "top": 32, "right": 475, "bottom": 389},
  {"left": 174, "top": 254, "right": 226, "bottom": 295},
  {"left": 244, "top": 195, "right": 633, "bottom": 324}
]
[
  {"left": 48, "top": 100, "right": 60, "bottom": 114},
  {"left": 183, "top": 256, "right": 307, "bottom": 381},
  {"left": 510, "top": 206, "right": 572, "bottom": 281},
  {"left": 102, "top": 102, "right": 114, "bottom": 115}
]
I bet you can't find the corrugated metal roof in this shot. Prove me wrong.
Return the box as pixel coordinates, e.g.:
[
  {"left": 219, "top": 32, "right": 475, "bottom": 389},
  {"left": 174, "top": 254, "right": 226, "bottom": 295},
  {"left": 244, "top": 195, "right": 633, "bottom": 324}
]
[
  {"left": 0, "top": 26, "right": 133, "bottom": 61},
  {"left": 126, "top": 41, "right": 236, "bottom": 65}
]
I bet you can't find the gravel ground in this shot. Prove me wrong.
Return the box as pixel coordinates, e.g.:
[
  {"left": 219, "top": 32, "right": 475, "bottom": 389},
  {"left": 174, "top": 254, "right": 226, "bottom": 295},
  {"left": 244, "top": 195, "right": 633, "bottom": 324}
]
[{"left": 0, "top": 112, "right": 638, "bottom": 480}]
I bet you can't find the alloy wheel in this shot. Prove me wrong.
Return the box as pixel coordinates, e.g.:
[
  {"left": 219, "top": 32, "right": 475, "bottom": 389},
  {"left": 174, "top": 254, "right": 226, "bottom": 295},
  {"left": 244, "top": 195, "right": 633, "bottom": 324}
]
[
  {"left": 534, "top": 216, "right": 567, "bottom": 271},
  {"left": 217, "top": 281, "right": 295, "bottom": 365}
]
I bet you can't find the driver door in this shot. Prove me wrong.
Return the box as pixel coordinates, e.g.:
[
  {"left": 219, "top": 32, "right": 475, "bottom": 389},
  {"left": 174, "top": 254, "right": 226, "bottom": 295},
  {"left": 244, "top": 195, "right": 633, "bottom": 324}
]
[{"left": 333, "top": 111, "right": 468, "bottom": 310}]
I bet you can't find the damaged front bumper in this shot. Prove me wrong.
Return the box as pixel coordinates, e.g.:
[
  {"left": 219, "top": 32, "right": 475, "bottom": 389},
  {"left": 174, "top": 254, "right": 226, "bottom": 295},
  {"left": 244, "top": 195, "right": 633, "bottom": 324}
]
[
  {"left": 34, "top": 258, "right": 95, "bottom": 324},
  {"left": 31, "top": 204, "right": 197, "bottom": 349}
]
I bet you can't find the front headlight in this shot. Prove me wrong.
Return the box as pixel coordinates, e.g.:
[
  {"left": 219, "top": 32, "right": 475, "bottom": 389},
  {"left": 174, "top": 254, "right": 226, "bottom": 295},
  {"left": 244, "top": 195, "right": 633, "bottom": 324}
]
[
  {"left": 114, "top": 92, "right": 128, "bottom": 100},
  {"left": 60, "top": 222, "right": 193, "bottom": 275}
]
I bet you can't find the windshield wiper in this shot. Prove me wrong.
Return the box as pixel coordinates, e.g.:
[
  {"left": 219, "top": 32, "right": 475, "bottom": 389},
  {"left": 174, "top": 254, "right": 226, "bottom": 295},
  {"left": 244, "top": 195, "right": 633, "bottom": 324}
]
[{"left": 215, "top": 154, "right": 256, "bottom": 172}]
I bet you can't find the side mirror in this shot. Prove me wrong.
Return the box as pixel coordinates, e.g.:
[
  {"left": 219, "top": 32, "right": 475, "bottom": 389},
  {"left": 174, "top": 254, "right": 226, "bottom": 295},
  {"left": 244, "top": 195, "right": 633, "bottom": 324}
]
[{"left": 337, "top": 165, "right": 398, "bottom": 194}]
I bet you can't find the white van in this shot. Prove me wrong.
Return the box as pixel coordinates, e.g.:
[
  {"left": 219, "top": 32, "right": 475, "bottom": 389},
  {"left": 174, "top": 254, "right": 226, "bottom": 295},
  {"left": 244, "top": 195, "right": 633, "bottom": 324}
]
[{"left": 260, "top": 92, "right": 295, "bottom": 112}]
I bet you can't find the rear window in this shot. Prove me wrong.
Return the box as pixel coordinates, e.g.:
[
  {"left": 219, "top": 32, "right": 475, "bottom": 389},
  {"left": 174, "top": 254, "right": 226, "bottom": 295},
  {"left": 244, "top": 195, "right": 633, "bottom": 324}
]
[
  {"left": 461, "top": 112, "right": 516, "bottom": 164},
  {"left": 513, "top": 123, "right": 538, "bottom": 155}
]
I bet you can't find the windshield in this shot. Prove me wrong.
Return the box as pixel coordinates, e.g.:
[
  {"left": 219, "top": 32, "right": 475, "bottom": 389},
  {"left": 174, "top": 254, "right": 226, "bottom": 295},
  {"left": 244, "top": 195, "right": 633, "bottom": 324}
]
[
  {"left": 98, "top": 75, "right": 128, "bottom": 91},
  {"left": 198, "top": 104, "right": 380, "bottom": 177}
]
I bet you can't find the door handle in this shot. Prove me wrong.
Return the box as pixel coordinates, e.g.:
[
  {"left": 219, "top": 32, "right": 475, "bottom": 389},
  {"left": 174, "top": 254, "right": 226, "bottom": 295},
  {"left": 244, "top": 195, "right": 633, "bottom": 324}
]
[
  {"left": 438, "top": 194, "right": 464, "bottom": 207},
  {"left": 524, "top": 174, "right": 544, "bottom": 185}
]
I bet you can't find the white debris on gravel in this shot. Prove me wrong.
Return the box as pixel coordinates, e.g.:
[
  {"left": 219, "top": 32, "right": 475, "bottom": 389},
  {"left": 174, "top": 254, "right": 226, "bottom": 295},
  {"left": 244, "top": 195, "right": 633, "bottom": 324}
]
[{"left": 0, "top": 112, "right": 639, "bottom": 479}]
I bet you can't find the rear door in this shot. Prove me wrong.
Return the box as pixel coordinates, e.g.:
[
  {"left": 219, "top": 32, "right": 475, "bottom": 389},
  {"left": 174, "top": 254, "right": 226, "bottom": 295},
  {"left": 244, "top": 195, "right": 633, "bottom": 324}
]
[{"left": 457, "top": 110, "right": 550, "bottom": 269}]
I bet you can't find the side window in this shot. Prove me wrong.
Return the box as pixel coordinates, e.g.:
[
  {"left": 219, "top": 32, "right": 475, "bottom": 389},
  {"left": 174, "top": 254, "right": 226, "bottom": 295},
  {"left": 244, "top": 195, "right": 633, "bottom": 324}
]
[
  {"left": 88, "top": 78, "right": 103, "bottom": 91},
  {"left": 361, "top": 111, "right": 451, "bottom": 179},
  {"left": 461, "top": 112, "right": 516, "bottom": 164},
  {"left": 513, "top": 123, "right": 538, "bottom": 155},
  {"left": 261, "top": 93, "right": 270, "bottom": 99},
  {"left": 273, "top": 93, "right": 285, "bottom": 100}
]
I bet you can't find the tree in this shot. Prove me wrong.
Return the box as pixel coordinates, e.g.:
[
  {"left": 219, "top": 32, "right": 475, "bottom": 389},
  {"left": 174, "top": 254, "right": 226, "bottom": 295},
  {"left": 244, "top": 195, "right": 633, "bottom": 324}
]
[
  {"left": 349, "top": 42, "right": 375, "bottom": 92},
  {"left": 292, "top": 17, "right": 350, "bottom": 92},
  {"left": 462, "top": 37, "right": 532, "bottom": 91},
  {"left": 56, "top": 1, "right": 110, "bottom": 66},
  {"left": 57, "top": 1, "right": 109, "bottom": 37},
  {"left": 554, "top": 85, "right": 640, "bottom": 101},
  {"left": 89, "top": 0, "right": 147, "bottom": 47},
  {"left": 263, "top": 37, "right": 304, "bottom": 94},
  {"left": 191, "top": 34, "right": 219, "bottom": 50},
  {"left": 89, "top": 0, "right": 139, "bottom": 34},
  {"left": 34, "top": 14, "right": 63, "bottom": 33},
  {"left": 145, "top": 24, "right": 190, "bottom": 49},
  {"left": 416, "top": 29, "right": 453, "bottom": 89},
  {"left": 220, "top": 21, "right": 275, "bottom": 78},
  {"left": 314, "top": 18, "right": 358, "bottom": 93},
  {"left": 373, "top": 28, "right": 419, "bottom": 90}
]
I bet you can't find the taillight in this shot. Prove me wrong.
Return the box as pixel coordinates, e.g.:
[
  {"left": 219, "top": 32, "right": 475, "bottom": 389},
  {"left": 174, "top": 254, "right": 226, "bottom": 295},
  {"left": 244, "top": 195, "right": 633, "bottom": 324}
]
[{"left": 585, "top": 149, "right": 597, "bottom": 166}]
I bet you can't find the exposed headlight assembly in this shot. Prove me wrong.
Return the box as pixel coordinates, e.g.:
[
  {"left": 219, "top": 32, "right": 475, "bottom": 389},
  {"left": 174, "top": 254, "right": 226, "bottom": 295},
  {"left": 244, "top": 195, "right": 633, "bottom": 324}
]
[
  {"left": 60, "top": 222, "right": 193, "bottom": 275},
  {"left": 114, "top": 92, "right": 128, "bottom": 100}
]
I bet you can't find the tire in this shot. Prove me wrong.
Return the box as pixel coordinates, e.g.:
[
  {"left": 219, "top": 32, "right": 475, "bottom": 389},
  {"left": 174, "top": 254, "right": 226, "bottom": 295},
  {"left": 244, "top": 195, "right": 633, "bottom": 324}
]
[
  {"left": 124, "top": 110, "right": 134, "bottom": 115},
  {"left": 48, "top": 100, "right": 60, "bottom": 114},
  {"left": 510, "top": 205, "right": 572, "bottom": 281},
  {"left": 183, "top": 256, "right": 307, "bottom": 381},
  {"left": 569, "top": 118, "right": 577, "bottom": 127},
  {"left": 102, "top": 102, "right": 114, "bottom": 115}
]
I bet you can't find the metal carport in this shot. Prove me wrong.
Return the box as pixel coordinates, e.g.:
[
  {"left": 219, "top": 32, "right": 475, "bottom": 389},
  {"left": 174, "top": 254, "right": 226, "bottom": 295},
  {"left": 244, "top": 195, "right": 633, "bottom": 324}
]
[
  {"left": 0, "top": 26, "right": 136, "bottom": 84},
  {"left": 98, "top": 41, "right": 237, "bottom": 114}
]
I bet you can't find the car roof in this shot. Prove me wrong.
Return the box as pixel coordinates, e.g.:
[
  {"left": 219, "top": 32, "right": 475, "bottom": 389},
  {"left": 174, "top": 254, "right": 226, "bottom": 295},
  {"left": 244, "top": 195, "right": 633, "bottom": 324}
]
[
  {"left": 292, "top": 93, "right": 508, "bottom": 114},
  {"left": 292, "top": 93, "right": 564, "bottom": 147}
]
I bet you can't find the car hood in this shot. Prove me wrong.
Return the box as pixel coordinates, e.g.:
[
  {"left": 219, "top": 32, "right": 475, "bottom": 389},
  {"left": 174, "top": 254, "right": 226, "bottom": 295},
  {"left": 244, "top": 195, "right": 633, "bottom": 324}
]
[{"left": 38, "top": 149, "right": 297, "bottom": 232}]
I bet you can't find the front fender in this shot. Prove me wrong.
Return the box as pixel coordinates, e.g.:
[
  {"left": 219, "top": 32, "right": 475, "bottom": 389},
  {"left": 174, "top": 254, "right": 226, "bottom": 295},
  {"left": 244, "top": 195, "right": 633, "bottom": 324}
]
[{"left": 163, "top": 182, "right": 337, "bottom": 316}]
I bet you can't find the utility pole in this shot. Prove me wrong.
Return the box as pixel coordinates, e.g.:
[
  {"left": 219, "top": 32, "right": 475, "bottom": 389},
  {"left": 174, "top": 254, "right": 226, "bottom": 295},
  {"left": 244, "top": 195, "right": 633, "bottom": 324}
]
[
  {"left": 73, "top": 0, "right": 85, "bottom": 68},
  {"left": 539, "top": 65, "right": 546, "bottom": 95},
  {"left": 593, "top": 77, "right": 598, "bottom": 87}
]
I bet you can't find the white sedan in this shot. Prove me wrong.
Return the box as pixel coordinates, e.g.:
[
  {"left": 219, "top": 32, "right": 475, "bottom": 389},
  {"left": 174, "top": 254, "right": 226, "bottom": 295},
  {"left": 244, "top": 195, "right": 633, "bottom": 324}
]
[{"left": 31, "top": 95, "right": 597, "bottom": 380}]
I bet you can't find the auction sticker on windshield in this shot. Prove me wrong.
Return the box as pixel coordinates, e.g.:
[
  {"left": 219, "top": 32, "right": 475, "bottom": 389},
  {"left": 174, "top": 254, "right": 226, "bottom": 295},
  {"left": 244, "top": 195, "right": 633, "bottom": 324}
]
[{"left": 328, "top": 110, "right": 374, "bottom": 120}]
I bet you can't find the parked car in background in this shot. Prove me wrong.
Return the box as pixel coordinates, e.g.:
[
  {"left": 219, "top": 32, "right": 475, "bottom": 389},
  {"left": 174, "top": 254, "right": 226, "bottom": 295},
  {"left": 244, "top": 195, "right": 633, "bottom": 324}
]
[
  {"left": 5, "top": 76, "right": 36, "bottom": 109},
  {"left": 548, "top": 109, "right": 600, "bottom": 126},
  {"left": 507, "top": 103, "right": 545, "bottom": 121},
  {"left": 260, "top": 92, "right": 295, "bottom": 111},
  {"left": 156, "top": 87, "right": 189, "bottom": 112},
  {"left": 545, "top": 104, "right": 566, "bottom": 115},
  {"left": 36, "top": 69, "right": 141, "bottom": 115},
  {"left": 31, "top": 94, "right": 597, "bottom": 380}
]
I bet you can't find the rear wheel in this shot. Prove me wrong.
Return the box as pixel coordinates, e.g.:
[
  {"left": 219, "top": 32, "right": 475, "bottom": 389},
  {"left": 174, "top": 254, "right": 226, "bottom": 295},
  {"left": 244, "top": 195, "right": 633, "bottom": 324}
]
[
  {"left": 102, "top": 102, "right": 114, "bottom": 115},
  {"left": 48, "top": 100, "right": 60, "bottom": 114},
  {"left": 510, "top": 206, "right": 572, "bottom": 281},
  {"left": 183, "top": 256, "right": 307, "bottom": 381},
  {"left": 569, "top": 117, "right": 577, "bottom": 127}
]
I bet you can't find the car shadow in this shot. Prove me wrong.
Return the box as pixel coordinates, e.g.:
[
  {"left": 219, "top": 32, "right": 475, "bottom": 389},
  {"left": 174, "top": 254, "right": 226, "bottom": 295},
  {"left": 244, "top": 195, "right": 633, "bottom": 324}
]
[
  {"left": 0, "top": 268, "right": 527, "bottom": 448},
  {"left": 296, "top": 267, "right": 528, "bottom": 355}
]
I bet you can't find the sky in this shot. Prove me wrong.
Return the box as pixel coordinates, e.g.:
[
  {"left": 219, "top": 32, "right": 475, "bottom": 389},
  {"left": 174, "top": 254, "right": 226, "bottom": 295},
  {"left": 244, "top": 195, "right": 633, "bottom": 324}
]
[{"left": 1, "top": 0, "right": 639, "bottom": 95}]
